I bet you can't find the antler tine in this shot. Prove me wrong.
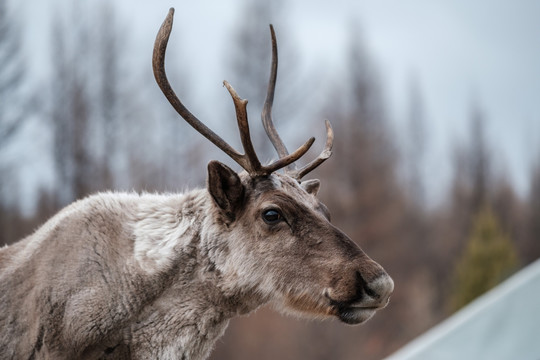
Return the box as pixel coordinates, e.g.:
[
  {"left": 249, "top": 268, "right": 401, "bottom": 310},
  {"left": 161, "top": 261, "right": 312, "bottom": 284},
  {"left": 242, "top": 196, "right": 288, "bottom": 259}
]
[
  {"left": 264, "top": 136, "right": 315, "bottom": 174},
  {"left": 225, "top": 80, "right": 315, "bottom": 176},
  {"left": 261, "top": 25, "right": 292, "bottom": 167},
  {"left": 152, "top": 8, "right": 246, "bottom": 169},
  {"left": 290, "top": 120, "right": 334, "bottom": 180},
  {"left": 223, "top": 81, "right": 262, "bottom": 174}
]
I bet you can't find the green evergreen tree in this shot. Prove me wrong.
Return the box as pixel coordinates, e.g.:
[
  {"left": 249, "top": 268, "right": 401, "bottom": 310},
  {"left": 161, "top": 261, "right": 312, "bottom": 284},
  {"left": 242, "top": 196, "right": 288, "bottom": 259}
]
[{"left": 450, "top": 207, "right": 519, "bottom": 312}]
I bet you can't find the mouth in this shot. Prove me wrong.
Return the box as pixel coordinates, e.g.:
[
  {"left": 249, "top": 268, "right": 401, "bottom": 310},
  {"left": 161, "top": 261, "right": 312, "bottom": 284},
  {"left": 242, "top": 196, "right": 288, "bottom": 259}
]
[
  {"left": 284, "top": 291, "right": 390, "bottom": 325},
  {"left": 336, "top": 305, "right": 379, "bottom": 325},
  {"left": 328, "top": 295, "right": 390, "bottom": 325}
]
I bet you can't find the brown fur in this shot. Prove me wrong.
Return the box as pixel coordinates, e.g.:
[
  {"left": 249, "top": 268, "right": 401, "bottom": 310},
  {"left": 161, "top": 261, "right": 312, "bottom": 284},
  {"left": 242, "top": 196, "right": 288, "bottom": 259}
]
[{"left": 0, "top": 165, "right": 393, "bottom": 359}]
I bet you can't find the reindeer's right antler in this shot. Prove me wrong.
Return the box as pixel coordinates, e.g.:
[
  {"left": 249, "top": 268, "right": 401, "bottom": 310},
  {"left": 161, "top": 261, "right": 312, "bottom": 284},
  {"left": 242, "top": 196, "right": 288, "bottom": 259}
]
[{"left": 153, "top": 8, "right": 315, "bottom": 177}]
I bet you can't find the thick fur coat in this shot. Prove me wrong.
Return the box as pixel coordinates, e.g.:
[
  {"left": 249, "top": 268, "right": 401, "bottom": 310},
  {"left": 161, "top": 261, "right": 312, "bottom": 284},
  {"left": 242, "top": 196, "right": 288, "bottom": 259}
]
[
  {"left": 1, "top": 190, "right": 242, "bottom": 359},
  {"left": 0, "top": 163, "right": 393, "bottom": 360}
]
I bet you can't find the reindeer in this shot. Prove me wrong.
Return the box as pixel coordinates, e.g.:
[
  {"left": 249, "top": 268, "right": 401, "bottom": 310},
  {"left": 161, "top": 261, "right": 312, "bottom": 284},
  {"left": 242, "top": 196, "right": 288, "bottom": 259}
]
[{"left": 0, "top": 8, "right": 393, "bottom": 360}]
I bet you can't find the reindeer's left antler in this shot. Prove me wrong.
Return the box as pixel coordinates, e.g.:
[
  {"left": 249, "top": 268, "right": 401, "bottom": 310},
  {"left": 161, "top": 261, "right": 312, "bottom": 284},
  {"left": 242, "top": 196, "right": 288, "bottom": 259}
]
[{"left": 260, "top": 25, "right": 334, "bottom": 179}]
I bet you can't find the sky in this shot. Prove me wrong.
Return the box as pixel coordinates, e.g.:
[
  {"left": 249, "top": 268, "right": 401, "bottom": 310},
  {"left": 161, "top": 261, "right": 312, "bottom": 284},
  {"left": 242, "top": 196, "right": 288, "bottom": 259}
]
[{"left": 8, "top": 0, "right": 540, "bottom": 209}]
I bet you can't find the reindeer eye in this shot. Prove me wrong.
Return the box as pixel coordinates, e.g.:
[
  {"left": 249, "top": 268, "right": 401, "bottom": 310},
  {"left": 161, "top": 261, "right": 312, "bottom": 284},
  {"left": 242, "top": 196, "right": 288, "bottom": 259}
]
[{"left": 262, "top": 209, "right": 283, "bottom": 225}]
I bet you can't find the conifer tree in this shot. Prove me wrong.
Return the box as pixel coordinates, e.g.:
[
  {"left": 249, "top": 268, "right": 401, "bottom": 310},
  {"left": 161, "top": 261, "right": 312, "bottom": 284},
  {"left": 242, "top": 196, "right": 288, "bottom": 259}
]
[{"left": 450, "top": 207, "right": 519, "bottom": 311}]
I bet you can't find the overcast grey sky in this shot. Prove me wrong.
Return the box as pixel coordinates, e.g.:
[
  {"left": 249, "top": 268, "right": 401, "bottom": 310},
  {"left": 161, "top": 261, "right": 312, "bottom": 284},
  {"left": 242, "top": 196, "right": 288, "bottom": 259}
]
[{"left": 12, "top": 0, "right": 540, "bottom": 206}]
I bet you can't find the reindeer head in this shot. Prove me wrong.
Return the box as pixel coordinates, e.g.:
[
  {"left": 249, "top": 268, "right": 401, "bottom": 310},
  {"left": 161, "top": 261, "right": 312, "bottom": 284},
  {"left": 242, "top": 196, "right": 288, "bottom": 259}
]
[{"left": 153, "top": 8, "right": 393, "bottom": 325}]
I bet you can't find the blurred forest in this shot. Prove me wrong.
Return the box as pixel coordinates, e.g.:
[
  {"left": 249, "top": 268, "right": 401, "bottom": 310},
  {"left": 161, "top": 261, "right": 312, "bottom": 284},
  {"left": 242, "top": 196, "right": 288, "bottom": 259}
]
[{"left": 1, "top": 1, "right": 539, "bottom": 359}]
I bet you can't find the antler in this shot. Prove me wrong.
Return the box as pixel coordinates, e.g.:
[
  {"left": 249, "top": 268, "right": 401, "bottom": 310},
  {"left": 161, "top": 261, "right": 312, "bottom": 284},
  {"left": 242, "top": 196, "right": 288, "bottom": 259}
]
[
  {"left": 153, "top": 8, "right": 331, "bottom": 179},
  {"left": 153, "top": 8, "right": 314, "bottom": 177},
  {"left": 261, "top": 25, "right": 291, "bottom": 167},
  {"left": 260, "top": 25, "right": 334, "bottom": 180},
  {"left": 152, "top": 9, "right": 243, "bottom": 169},
  {"left": 289, "top": 120, "right": 334, "bottom": 180}
]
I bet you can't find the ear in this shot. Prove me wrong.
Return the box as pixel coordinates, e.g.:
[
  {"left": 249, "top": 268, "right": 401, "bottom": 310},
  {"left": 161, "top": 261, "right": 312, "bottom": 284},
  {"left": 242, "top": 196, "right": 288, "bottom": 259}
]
[
  {"left": 301, "top": 179, "right": 321, "bottom": 196},
  {"left": 207, "top": 161, "right": 245, "bottom": 220}
]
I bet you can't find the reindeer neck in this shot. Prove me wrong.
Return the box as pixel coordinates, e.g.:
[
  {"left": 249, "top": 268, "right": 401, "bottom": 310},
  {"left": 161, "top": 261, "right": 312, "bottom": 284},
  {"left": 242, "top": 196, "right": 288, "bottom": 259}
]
[{"left": 128, "top": 189, "right": 266, "bottom": 359}]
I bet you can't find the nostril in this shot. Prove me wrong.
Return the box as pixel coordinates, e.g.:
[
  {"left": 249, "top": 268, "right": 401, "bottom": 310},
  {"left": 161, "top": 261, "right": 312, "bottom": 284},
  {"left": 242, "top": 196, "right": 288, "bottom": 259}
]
[
  {"left": 363, "top": 282, "right": 379, "bottom": 299},
  {"left": 356, "top": 272, "right": 379, "bottom": 299},
  {"left": 357, "top": 272, "right": 394, "bottom": 303}
]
